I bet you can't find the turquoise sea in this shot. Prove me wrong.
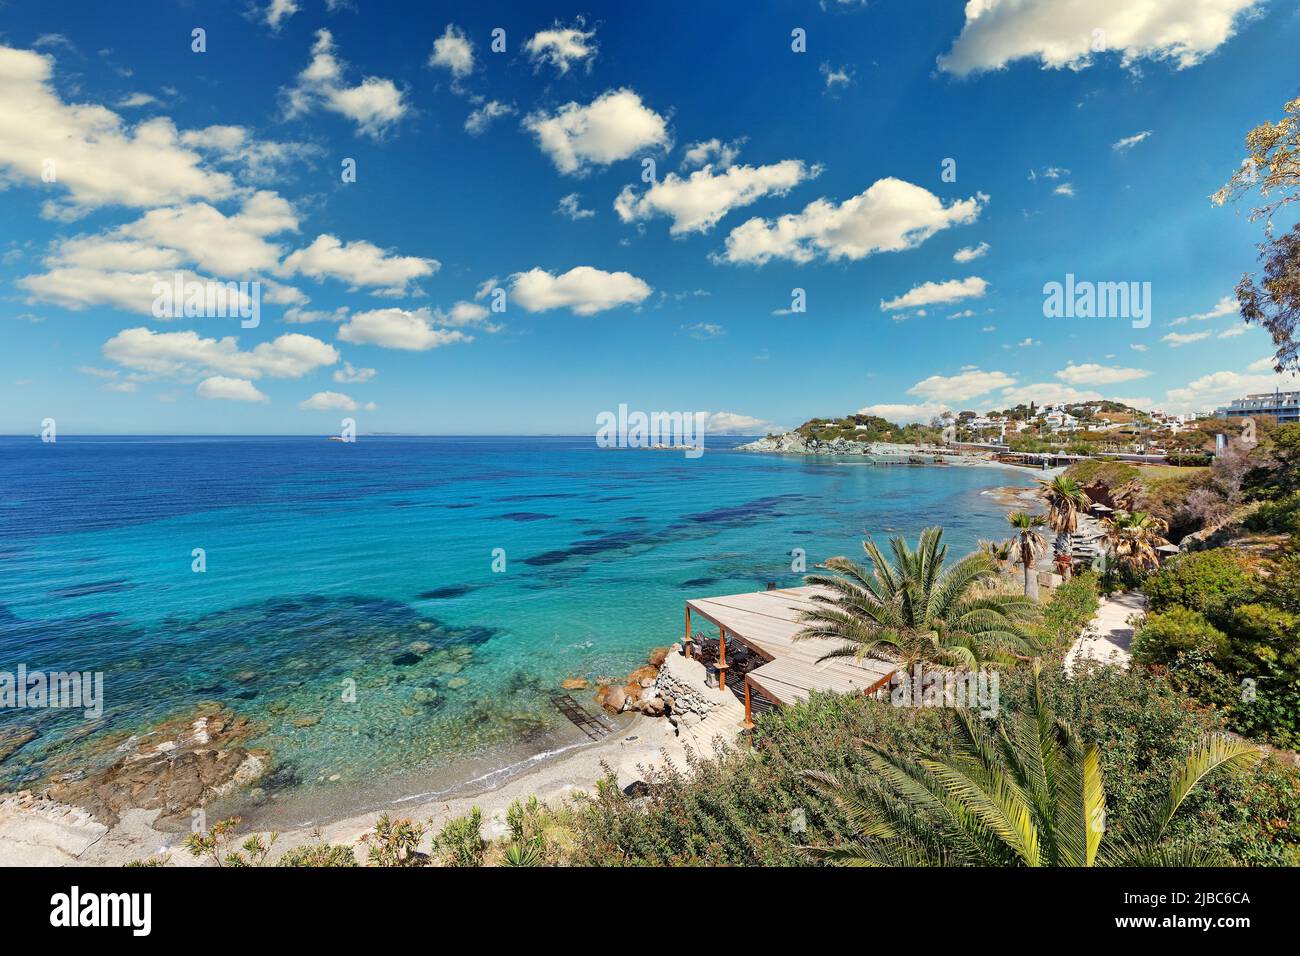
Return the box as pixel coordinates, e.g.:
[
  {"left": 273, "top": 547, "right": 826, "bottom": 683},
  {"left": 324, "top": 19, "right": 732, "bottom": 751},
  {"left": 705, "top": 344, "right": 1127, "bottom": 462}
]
[{"left": 0, "top": 436, "right": 1035, "bottom": 825}]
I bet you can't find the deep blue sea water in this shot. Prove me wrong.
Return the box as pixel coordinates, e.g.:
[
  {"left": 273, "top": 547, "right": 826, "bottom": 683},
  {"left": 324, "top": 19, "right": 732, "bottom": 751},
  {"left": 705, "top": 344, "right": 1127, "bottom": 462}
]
[{"left": 0, "top": 435, "right": 1035, "bottom": 824}]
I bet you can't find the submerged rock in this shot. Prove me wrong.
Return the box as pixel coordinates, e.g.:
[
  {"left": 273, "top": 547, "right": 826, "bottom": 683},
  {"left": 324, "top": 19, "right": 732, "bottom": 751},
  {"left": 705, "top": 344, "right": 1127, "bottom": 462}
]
[
  {"left": 561, "top": 677, "right": 588, "bottom": 690},
  {"left": 42, "top": 704, "right": 266, "bottom": 829},
  {"left": 0, "top": 726, "right": 37, "bottom": 765}
]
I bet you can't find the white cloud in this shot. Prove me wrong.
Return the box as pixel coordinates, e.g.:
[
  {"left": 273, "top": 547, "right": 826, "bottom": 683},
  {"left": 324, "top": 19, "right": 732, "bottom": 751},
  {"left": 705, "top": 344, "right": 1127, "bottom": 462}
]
[
  {"left": 117, "top": 92, "right": 159, "bottom": 108},
  {"left": 283, "top": 30, "right": 409, "bottom": 138},
  {"left": 508, "top": 266, "right": 652, "bottom": 315},
  {"left": 523, "top": 89, "right": 669, "bottom": 176},
  {"left": 524, "top": 19, "right": 598, "bottom": 74},
  {"left": 0, "top": 44, "right": 238, "bottom": 218},
  {"left": 820, "top": 62, "right": 854, "bottom": 91},
  {"left": 428, "top": 24, "right": 474, "bottom": 78},
  {"left": 858, "top": 402, "right": 951, "bottom": 424},
  {"left": 718, "top": 179, "right": 986, "bottom": 266},
  {"left": 282, "top": 234, "right": 438, "bottom": 295},
  {"left": 1130, "top": 343, "right": 1148, "bottom": 352},
  {"left": 953, "top": 241, "right": 990, "bottom": 263},
  {"left": 997, "top": 383, "right": 1103, "bottom": 407},
  {"left": 1218, "top": 326, "right": 1247, "bottom": 338},
  {"left": 284, "top": 306, "right": 349, "bottom": 324},
  {"left": 264, "top": 0, "right": 299, "bottom": 32},
  {"left": 179, "top": 124, "right": 320, "bottom": 184},
  {"left": 16, "top": 189, "right": 309, "bottom": 318},
  {"left": 1169, "top": 294, "right": 1237, "bottom": 326},
  {"left": 615, "top": 159, "right": 820, "bottom": 235},
  {"left": 337, "top": 307, "right": 472, "bottom": 351},
  {"left": 939, "top": 0, "right": 1264, "bottom": 76},
  {"left": 1053, "top": 183, "right": 1075, "bottom": 197},
  {"left": 1165, "top": 367, "right": 1300, "bottom": 413},
  {"left": 433, "top": 301, "right": 496, "bottom": 328},
  {"left": 1112, "top": 130, "right": 1153, "bottom": 151},
  {"left": 681, "top": 138, "right": 742, "bottom": 169},
  {"left": 464, "top": 100, "right": 514, "bottom": 136},
  {"left": 907, "top": 368, "right": 1016, "bottom": 403},
  {"left": 333, "top": 362, "right": 375, "bottom": 383},
  {"left": 556, "top": 192, "right": 596, "bottom": 220},
  {"left": 103, "top": 327, "right": 338, "bottom": 380},
  {"left": 299, "top": 390, "right": 363, "bottom": 411},
  {"left": 882, "top": 276, "right": 988, "bottom": 312},
  {"left": 685, "top": 322, "right": 725, "bottom": 340},
  {"left": 20, "top": 266, "right": 273, "bottom": 316},
  {"left": 197, "top": 376, "right": 268, "bottom": 403},
  {"left": 1055, "top": 363, "right": 1150, "bottom": 386},
  {"left": 1163, "top": 330, "right": 1212, "bottom": 346},
  {"left": 703, "top": 411, "right": 786, "bottom": 435}
]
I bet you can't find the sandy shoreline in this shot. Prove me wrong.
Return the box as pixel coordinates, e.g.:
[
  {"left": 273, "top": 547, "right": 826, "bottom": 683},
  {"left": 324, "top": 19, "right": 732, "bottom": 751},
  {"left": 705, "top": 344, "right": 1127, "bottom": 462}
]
[{"left": 1, "top": 710, "right": 681, "bottom": 866}]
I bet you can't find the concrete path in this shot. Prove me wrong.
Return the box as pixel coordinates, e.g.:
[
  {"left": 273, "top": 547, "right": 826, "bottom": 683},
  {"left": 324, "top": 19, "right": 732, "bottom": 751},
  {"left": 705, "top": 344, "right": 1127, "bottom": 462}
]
[{"left": 1064, "top": 590, "right": 1147, "bottom": 672}]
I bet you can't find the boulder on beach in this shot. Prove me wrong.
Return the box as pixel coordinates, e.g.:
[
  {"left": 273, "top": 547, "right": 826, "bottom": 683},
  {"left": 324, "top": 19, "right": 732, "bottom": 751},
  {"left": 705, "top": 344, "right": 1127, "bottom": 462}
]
[
  {"left": 647, "top": 647, "right": 669, "bottom": 668},
  {"left": 599, "top": 685, "right": 627, "bottom": 715}
]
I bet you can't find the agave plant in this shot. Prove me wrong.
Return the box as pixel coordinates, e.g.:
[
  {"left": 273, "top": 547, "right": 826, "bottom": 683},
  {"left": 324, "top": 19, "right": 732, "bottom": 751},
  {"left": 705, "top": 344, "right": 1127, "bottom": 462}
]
[
  {"left": 1038, "top": 475, "right": 1091, "bottom": 557},
  {"left": 804, "top": 664, "right": 1261, "bottom": 866},
  {"left": 1102, "top": 510, "right": 1170, "bottom": 575},
  {"left": 795, "top": 526, "right": 1038, "bottom": 669},
  {"left": 1006, "top": 511, "right": 1048, "bottom": 600}
]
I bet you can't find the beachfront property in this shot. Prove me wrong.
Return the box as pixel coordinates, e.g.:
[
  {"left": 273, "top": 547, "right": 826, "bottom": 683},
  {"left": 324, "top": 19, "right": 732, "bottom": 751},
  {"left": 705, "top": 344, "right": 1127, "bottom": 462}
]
[{"left": 1214, "top": 389, "right": 1300, "bottom": 424}]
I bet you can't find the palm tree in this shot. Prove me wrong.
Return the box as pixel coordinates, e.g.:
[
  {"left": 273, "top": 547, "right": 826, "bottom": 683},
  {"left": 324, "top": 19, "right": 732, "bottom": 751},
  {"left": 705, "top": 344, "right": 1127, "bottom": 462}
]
[
  {"left": 1006, "top": 511, "right": 1048, "bottom": 600},
  {"left": 1102, "top": 510, "right": 1169, "bottom": 575},
  {"left": 804, "top": 664, "right": 1261, "bottom": 866},
  {"left": 795, "top": 526, "right": 1037, "bottom": 669},
  {"left": 1038, "top": 475, "right": 1091, "bottom": 558}
]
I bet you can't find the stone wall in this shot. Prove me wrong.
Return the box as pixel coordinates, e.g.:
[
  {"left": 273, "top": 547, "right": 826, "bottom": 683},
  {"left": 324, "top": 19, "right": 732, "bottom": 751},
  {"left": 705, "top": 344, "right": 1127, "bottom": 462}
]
[{"left": 653, "top": 645, "right": 733, "bottom": 718}]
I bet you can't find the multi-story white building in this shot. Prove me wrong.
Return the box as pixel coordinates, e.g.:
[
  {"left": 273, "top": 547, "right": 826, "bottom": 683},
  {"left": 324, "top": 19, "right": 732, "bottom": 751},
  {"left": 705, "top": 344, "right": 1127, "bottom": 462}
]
[{"left": 1215, "top": 389, "right": 1300, "bottom": 424}]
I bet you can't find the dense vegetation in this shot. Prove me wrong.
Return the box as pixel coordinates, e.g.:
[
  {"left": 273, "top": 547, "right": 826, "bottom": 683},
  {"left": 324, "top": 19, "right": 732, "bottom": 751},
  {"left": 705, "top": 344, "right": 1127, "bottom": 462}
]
[{"left": 793, "top": 413, "right": 940, "bottom": 445}]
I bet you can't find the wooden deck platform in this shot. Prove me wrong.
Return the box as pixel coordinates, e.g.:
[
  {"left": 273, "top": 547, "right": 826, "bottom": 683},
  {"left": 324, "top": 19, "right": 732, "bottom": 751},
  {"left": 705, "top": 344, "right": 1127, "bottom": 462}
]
[{"left": 685, "top": 586, "right": 896, "bottom": 707}]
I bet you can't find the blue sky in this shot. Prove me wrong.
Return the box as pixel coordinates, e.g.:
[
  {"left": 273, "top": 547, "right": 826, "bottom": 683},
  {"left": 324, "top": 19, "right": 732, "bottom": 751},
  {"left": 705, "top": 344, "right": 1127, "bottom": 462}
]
[{"left": 1, "top": 0, "right": 1298, "bottom": 435}]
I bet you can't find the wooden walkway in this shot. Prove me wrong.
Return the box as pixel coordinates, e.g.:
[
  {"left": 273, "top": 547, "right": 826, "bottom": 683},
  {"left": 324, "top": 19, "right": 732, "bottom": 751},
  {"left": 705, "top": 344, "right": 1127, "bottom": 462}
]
[{"left": 685, "top": 586, "right": 896, "bottom": 707}]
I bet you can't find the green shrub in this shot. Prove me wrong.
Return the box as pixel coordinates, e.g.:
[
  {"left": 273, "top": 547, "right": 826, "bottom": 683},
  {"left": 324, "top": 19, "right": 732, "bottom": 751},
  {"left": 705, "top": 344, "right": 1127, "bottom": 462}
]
[
  {"left": 1245, "top": 491, "right": 1300, "bottom": 536},
  {"left": 1132, "top": 607, "right": 1229, "bottom": 665},
  {"left": 277, "top": 843, "right": 358, "bottom": 867},
  {"left": 433, "top": 808, "right": 485, "bottom": 867},
  {"left": 1226, "top": 603, "right": 1300, "bottom": 674},
  {"left": 1041, "top": 571, "right": 1100, "bottom": 649},
  {"left": 363, "top": 814, "right": 427, "bottom": 867},
  {"left": 549, "top": 664, "right": 1298, "bottom": 867},
  {"left": 1143, "top": 548, "right": 1260, "bottom": 626}
]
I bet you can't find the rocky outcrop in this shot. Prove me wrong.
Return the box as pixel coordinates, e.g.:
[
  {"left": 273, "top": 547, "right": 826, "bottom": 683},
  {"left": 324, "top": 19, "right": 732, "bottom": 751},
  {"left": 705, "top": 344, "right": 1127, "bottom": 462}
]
[
  {"left": 41, "top": 703, "right": 267, "bottom": 829},
  {"left": 738, "top": 432, "right": 948, "bottom": 459}
]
